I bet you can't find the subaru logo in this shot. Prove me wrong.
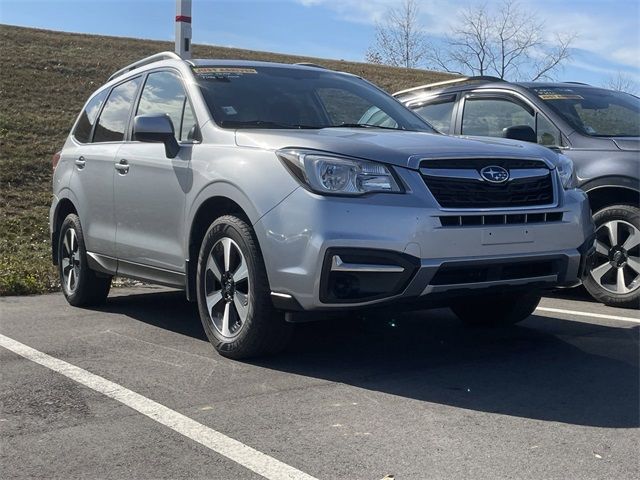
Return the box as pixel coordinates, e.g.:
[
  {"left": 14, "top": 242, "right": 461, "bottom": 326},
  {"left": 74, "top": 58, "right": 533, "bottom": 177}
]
[{"left": 480, "top": 166, "right": 509, "bottom": 184}]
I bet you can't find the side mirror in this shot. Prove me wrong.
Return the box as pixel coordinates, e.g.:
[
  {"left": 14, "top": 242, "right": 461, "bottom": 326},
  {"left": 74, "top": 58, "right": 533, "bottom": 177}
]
[
  {"left": 503, "top": 125, "right": 537, "bottom": 143},
  {"left": 133, "top": 114, "right": 180, "bottom": 158}
]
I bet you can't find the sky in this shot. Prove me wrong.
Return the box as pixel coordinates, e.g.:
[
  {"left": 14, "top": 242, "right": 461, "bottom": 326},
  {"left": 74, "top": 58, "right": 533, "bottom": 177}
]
[{"left": 1, "top": 0, "right": 638, "bottom": 88}]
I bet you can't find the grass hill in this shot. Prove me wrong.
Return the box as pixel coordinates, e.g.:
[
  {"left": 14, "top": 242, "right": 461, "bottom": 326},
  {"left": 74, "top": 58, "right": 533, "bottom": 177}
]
[{"left": 0, "top": 24, "right": 454, "bottom": 295}]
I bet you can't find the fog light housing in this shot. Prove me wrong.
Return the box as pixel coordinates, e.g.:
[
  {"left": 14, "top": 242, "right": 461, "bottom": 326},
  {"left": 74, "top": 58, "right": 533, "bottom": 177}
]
[{"left": 320, "top": 248, "right": 419, "bottom": 303}]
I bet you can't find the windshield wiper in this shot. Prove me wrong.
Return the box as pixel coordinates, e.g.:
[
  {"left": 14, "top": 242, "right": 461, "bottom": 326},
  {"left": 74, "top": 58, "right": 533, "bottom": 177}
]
[
  {"left": 324, "top": 122, "right": 405, "bottom": 131},
  {"left": 219, "top": 120, "right": 320, "bottom": 129}
]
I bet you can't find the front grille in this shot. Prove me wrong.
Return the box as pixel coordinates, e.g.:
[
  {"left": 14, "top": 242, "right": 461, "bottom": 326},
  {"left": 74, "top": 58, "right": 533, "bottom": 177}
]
[
  {"left": 425, "top": 158, "right": 545, "bottom": 169},
  {"left": 421, "top": 158, "right": 555, "bottom": 209},
  {"left": 439, "top": 212, "right": 563, "bottom": 227}
]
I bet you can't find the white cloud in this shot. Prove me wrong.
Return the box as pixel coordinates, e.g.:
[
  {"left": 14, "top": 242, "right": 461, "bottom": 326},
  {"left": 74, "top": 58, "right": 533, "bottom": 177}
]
[{"left": 294, "top": 0, "right": 640, "bottom": 71}]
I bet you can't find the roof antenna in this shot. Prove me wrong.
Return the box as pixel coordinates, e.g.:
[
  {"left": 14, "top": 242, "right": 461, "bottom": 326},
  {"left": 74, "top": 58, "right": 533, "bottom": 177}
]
[{"left": 175, "top": 0, "right": 192, "bottom": 60}]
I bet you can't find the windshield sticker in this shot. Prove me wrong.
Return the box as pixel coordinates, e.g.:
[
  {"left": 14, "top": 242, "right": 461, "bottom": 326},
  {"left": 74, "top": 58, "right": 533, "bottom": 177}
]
[
  {"left": 538, "top": 93, "right": 584, "bottom": 100},
  {"left": 221, "top": 106, "right": 238, "bottom": 115},
  {"left": 192, "top": 67, "right": 257, "bottom": 77}
]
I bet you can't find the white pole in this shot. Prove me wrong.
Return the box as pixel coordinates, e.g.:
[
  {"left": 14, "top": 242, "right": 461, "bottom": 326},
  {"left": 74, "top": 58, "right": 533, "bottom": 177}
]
[{"left": 175, "top": 0, "right": 192, "bottom": 59}]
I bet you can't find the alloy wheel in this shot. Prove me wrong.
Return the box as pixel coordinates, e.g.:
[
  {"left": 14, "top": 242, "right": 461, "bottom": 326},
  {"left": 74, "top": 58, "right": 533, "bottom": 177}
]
[
  {"left": 204, "top": 237, "right": 250, "bottom": 338},
  {"left": 590, "top": 220, "right": 640, "bottom": 294},
  {"left": 61, "top": 228, "right": 80, "bottom": 294}
]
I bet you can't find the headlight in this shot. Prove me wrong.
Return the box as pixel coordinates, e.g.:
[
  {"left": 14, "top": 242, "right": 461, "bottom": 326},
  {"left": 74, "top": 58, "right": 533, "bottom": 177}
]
[
  {"left": 277, "top": 149, "right": 402, "bottom": 195},
  {"left": 555, "top": 153, "right": 577, "bottom": 189}
]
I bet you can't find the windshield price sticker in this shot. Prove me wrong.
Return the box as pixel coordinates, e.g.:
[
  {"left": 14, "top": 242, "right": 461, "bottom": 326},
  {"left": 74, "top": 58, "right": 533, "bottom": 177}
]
[
  {"left": 539, "top": 93, "right": 584, "bottom": 100},
  {"left": 192, "top": 67, "right": 258, "bottom": 78}
]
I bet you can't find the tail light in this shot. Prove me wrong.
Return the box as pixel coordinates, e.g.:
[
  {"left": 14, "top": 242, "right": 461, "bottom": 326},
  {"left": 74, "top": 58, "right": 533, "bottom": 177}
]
[{"left": 52, "top": 151, "right": 61, "bottom": 171}]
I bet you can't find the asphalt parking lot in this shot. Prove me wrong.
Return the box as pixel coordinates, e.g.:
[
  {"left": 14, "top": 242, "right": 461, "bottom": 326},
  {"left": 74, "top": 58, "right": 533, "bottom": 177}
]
[{"left": 1, "top": 287, "right": 638, "bottom": 480}]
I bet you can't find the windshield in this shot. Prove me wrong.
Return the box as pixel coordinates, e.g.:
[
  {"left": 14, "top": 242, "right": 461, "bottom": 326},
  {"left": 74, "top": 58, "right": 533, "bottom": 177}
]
[
  {"left": 192, "top": 65, "right": 433, "bottom": 132},
  {"left": 530, "top": 86, "right": 640, "bottom": 137}
]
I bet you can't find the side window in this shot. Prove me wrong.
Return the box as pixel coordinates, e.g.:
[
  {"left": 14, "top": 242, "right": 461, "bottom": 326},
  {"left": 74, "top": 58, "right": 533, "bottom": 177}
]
[
  {"left": 94, "top": 77, "right": 142, "bottom": 143},
  {"left": 180, "top": 98, "right": 198, "bottom": 141},
  {"left": 462, "top": 97, "right": 534, "bottom": 137},
  {"left": 537, "top": 114, "right": 561, "bottom": 146},
  {"left": 137, "top": 71, "right": 195, "bottom": 141},
  {"left": 412, "top": 96, "right": 456, "bottom": 133},
  {"left": 73, "top": 90, "right": 108, "bottom": 143}
]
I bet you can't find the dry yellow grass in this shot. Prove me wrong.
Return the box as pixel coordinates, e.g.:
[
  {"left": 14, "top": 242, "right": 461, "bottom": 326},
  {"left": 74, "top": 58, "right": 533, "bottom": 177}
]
[{"left": 0, "top": 24, "right": 454, "bottom": 295}]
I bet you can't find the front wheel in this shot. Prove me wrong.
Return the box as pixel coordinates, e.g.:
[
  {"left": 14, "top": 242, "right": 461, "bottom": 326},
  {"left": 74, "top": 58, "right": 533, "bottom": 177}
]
[
  {"left": 583, "top": 204, "right": 640, "bottom": 309},
  {"left": 196, "top": 215, "right": 291, "bottom": 359},
  {"left": 451, "top": 292, "right": 541, "bottom": 326},
  {"left": 58, "top": 214, "right": 111, "bottom": 306}
]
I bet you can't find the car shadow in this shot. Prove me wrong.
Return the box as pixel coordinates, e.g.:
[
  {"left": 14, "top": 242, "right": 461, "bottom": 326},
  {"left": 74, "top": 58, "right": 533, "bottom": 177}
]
[{"left": 99, "top": 289, "right": 639, "bottom": 429}]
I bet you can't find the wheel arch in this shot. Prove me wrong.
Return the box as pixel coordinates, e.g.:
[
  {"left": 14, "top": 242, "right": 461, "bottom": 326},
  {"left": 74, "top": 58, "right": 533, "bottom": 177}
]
[
  {"left": 185, "top": 191, "right": 255, "bottom": 301},
  {"left": 583, "top": 178, "right": 640, "bottom": 213},
  {"left": 51, "top": 196, "right": 79, "bottom": 265}
]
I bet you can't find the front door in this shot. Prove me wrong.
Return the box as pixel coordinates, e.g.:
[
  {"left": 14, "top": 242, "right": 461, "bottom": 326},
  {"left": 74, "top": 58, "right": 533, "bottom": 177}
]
[{"left": 114, "top": 70, "right": 198, "bottom": 276}]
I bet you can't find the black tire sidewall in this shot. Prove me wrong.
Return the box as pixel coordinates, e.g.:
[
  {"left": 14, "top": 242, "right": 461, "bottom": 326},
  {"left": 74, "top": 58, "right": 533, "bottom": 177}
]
[
  {"left": 58, "top": 214, "right": 104, "bottom": 306},
  {"left": 196, "top": 215, "right": 280, "bottom": 358},
  {"left": 583, "top": 204, "right": 640, "bottom": 308}
]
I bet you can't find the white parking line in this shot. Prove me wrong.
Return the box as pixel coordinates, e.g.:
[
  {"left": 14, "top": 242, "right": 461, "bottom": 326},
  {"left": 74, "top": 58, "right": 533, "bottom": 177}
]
[
  {"left": 0, "top": 333, "right": 318, "bottom": 480},
  {"left": 536, "top": 307, "right": 640, "bottom": 324}
]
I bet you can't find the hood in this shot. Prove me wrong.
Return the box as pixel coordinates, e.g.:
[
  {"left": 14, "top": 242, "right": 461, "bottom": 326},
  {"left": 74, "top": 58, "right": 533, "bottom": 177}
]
[{"left": 235, "top": 128, "right": 558, "bottom": 169}]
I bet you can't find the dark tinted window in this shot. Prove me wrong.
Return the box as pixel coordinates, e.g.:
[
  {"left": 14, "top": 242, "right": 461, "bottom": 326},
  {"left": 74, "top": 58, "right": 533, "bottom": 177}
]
[
  {"left": 317, "top": 88, "right": 374, "bottom": 125},
  {"left": 193, "top": 66, "right": 433, "bottom": 131},
  {"left": 413, "top": 97, "right": 456, "bottom": 133},
  {"left": 137, "top": 71, "right": 194, "bottom": 141},
  {"left": 94, "top": 77, "right": 142, "bottom": 143},
  {"left": 462, "top": 97, "right": 534, "bottom": 137},
  {"left": 73, "top": 90, "right": 108, "bottom": 143}
]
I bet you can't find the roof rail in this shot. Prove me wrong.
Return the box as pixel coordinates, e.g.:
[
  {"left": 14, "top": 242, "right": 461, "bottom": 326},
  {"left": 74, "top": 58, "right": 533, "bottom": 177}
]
[
  {"left": 108, "top": 52, "right": 184, "bottom": 82},
  {"left": 563, "top": 81, "right": 591, "bottom": 86},
  {"left": 294, "top": 62, "right": 329, "bottom": 69},
  {"left": 393, "top": 75, "right": 505, "bottom": 97}
]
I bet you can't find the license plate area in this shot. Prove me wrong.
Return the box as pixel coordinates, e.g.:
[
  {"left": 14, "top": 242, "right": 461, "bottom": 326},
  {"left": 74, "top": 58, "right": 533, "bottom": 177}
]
[{"left": 481, "top": 227, "right": 534, "bottom": 245}]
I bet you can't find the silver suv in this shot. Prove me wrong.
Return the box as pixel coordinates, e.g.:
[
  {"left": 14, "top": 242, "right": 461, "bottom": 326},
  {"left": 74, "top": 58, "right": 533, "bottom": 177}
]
[{"left": 50, "top": 52, "right": 595, "bottom": 358}]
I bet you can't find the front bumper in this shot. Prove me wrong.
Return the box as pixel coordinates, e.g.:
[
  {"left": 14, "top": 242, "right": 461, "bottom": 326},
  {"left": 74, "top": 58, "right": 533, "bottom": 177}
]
[{"left": 254, "top": 179, "right": 594, "bottom": 311}]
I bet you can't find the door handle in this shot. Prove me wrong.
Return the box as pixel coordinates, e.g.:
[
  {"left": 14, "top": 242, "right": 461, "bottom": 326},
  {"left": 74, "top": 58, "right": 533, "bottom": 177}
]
[
  {"left": 75, "top": 156, "right": 86, "bottom": 169},
  {"left": 114, "top": 159, "right": 129, "bottom": 174}
]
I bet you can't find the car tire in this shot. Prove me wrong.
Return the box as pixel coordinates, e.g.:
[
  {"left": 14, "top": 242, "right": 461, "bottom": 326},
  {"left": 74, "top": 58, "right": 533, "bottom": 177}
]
[
  {"left": 196, "top": 215, "right": 292, "bottom": 359},
  {"left": 58, "top": 214, "right": 111, "bottom": 307},
  {"left": 451, "top": 292, "right": 541, "bottom": 326},
  {"left": 583, "top": 204, "right": 640, "bottom": 309}
]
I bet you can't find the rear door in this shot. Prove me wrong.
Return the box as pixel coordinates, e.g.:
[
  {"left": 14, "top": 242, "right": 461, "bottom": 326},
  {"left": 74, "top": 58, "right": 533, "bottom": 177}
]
[
  {"left": 114, "top": 69, "right": 198, "bottom": 278},
  {"left": 68, "top": 77, "right": 142, "bottom": 258}
]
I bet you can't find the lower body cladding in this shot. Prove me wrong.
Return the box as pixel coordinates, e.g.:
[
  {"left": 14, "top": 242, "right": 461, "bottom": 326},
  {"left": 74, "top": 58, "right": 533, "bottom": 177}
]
[{"left": 254, "top": 186, "right": 595, "bottom": 312}]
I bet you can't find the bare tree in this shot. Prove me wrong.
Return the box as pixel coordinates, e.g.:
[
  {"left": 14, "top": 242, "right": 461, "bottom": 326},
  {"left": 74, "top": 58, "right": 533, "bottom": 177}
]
[
  {"left": 431, "top": 0, "right": 574, "bottom": 81},
  {"left": 603, "top": 71, "right": 639, "bottom": 95},
  {"left": 365, "top": 0, "right": 429, "bottom": 69}
]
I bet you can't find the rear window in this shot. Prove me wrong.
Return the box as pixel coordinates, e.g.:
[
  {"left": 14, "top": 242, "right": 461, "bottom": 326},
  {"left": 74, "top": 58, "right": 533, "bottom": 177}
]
[{"left": 72, "top": 90, "right": 108, "bottom": 143}]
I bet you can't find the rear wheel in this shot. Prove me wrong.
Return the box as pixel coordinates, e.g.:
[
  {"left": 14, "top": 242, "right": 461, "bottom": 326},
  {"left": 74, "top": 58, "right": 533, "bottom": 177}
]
[
  {"left": 58, "top": 214, "right": 111, "bottom": 306},
  {"left": 451, "top": 292, "right": 541, "bottom": 326},
  {"left": 196, "top": 215, "right": 291, "bottom": 359},
  {"left": 583, "top": 204, "right": 640, "bottom": 309}
]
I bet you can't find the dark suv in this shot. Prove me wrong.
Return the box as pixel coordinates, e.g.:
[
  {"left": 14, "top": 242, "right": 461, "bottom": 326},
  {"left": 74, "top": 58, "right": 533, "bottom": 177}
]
[{"left": 394, "top": 78, "right": 639, "bottom": 308}]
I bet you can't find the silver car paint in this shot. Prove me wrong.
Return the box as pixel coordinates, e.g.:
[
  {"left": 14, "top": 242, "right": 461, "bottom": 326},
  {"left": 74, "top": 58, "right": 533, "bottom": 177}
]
[{"left": 51, "top": 58, "right": 594, "bottom": 310}]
